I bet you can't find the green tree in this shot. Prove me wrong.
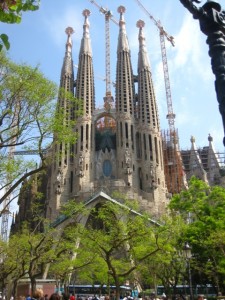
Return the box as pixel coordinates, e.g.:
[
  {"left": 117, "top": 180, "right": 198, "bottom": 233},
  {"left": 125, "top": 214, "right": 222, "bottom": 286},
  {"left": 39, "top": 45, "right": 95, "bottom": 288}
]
[
  {"left": 169, "top": 177, "right": 225, "bottom": 293},
  {"left": 138, "top": 215, "right": 188, "bottom": 298},
  {"left": 0, "top": 222, "right": 56, "bottom": 296},
  {"left": 64, "top": 199, "right": 169, "bottom": 300},
  {"left": 0, "top": 0, "right": 40, "bottom": 50},
  {"left": 0, "top": 51, "right": 78, "bottom": 208},
  {"left": 1, "top": 218, "right": 86, "bottom": 297},
  {"left": 48, "top": 222, "right": 98, "bottom": 292}
]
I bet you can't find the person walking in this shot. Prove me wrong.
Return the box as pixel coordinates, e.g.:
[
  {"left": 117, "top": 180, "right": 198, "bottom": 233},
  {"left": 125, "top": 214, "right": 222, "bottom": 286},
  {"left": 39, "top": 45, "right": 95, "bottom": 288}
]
[{"left": 70, "top": 293, "right": 76, "bottom": 300}]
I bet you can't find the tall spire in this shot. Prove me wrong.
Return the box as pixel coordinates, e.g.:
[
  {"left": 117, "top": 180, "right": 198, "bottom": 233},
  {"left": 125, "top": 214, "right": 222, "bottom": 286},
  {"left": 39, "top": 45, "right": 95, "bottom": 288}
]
[
  {"left": 80, "top": 9, "right": 92, "bottom": 56},
  {"left": 75, "top": 9, "right": 95, "bottom": 115},
  {"left": 189, "top": 136, "right": 208, "bottom": 182},
  {"left": 58, "top": 26, "right": 75, "bottom": 121},
  {"left": 137, "top": 20, "right": 159, "bottom": 128},
  {"left": 115, "top": 5, "right": 136, "bottom": 190},
  {"left": 117, "top": 6, "right": 129, "bottom": 52},
  {"left": 61, "top": 26, "right": 74, "bottom": 79},
  {"left": 137, "top": 20, "right": 151, "bottom": 71},
  {"left": 135, "top": 19, "right": 168, "bottom": 208},
  {"left": 65, "top": 26, "right": 73, "bottom": 55},
  {"left": 115, "top": 6, "right": 135, "bottom": 115}
]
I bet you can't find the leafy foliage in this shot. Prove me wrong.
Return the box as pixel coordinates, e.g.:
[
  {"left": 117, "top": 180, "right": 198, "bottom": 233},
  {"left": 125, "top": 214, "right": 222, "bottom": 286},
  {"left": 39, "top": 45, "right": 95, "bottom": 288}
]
[
  {"left": 0, "top": 51, "right": 79, "bottom": 207},
  {"left": 169, "top": 177, "right": 225, "bottom": 293},
  {"left": 63, "top": 200, "right": 166, "bottom": 300},
  {"left": 0, "top": 0, "right": 40, "bottom": 50}
]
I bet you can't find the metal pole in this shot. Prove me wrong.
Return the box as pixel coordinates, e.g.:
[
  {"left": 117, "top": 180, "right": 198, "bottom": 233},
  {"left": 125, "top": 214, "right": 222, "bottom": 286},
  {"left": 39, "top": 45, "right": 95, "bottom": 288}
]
[{"left": 187, "top": 258, "right": 194, "bottom": 300}]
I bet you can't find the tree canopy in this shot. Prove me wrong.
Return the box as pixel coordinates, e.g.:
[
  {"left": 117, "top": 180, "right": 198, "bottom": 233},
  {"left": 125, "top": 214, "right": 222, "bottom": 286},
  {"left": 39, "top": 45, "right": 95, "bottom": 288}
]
[
  {"left": 0, "top": 51, "right": 78, "bottom": 208},
  {"left": 2, "top": 177, "right": 225, "bottom": 297},
  {"left": 169, "top": 177, "right": 225, "bottom": 293},
  {"left": 0, "top": 0, "right": 40, "bottom": 50},
  {"left": 61, "top": 199, "right": 170, "bottom": 300}
]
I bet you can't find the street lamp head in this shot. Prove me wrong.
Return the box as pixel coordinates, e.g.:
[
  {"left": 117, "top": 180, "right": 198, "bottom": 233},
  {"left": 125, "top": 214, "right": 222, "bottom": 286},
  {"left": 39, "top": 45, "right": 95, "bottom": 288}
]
[{"left": 183, "top": 242, "right": 192, "bottom": 259}]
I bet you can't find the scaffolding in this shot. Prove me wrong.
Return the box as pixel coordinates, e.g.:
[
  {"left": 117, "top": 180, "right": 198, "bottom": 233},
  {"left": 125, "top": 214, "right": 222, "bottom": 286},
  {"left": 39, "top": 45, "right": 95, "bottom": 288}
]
[{"left": 162, "top": 129, "right": 186, "bottom": 194}]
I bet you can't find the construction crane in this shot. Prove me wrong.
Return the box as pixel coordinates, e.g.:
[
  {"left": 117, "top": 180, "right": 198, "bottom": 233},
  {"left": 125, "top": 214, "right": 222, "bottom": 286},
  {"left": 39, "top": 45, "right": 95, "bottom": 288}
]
[
  {"left": 134, "top": 0, "right": 176, "bottom": 132},
  {"left": 88, "top": 0, "right": 119, "bottom": 110}
]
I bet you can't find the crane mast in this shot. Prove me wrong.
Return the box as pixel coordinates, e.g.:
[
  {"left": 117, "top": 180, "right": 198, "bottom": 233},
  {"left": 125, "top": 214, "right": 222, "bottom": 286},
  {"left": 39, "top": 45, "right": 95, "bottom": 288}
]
[
  {"left": 134, "top": 0, "right": 176, "bottom": 132},
  {"left": 89, "top": 0, "right": 119, "bottom": 109},
  {"left": 160, "top": 30, "right": 176, "bottom": 132}
]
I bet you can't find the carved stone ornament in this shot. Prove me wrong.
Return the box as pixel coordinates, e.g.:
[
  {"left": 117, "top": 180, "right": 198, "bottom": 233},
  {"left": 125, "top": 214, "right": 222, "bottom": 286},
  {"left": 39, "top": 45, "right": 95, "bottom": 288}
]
[
  {"left": 55, "top": 168, "right": 63, "bottom": 194},
  {"left": 78, "top": 152, "right": 84, "bottom": 177},
  {"left": 124, "top": 150, "right": 132, "bottom": 175}
]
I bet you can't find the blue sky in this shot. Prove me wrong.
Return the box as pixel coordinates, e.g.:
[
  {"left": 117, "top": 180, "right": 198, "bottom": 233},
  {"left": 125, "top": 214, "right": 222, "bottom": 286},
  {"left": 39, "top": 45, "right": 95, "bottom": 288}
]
[{"left": 2, "top": 0, "right": 225, "bottom": 154}]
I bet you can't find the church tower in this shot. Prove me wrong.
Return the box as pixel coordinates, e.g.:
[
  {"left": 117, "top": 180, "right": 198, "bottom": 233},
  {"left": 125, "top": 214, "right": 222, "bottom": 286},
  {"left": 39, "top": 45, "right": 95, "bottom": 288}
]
[
  {"left": 115, "top": 6, "right": 136, "bottom": 188},
  {"left": 46, "top": 7, "right": 169, "bottom": 222},
  {"left": 73, "top": 9, "right": 95, "bottom": 194},
  {"left": 135, "top": 19, "right": 167, "bottom": 211},
  {"left": 46, "top": 26, "right": 75, "bottom": 221}
]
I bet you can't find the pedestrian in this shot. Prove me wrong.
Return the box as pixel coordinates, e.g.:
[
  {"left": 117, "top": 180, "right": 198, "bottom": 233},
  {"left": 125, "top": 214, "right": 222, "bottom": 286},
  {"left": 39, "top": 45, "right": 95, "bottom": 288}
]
[
  {"left": 32, "top": 290, "right": 44, "bottom": 300},
  {"left": 70, "top": 293, "right": 76, "bottom": 300}
]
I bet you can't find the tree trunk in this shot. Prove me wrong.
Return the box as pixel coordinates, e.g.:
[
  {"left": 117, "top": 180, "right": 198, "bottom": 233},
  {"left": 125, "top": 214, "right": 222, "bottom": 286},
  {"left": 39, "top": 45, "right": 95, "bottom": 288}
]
[
  {"left": 115, "top": 278, "right": 121, "bottom": 300},
  {"left": 30, "top": 276, "right": 37, "bottom": 296}
]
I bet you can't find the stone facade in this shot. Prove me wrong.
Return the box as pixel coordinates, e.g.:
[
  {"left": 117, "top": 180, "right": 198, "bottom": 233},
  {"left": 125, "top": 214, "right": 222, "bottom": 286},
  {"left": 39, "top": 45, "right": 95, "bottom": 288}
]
[
  {"left": 181, "top": 134, "right": 224, "bottom": 186},
  {"left": 45, "top": 8, "right": 169, "bottom": 222},
  {"left": 12, "top": 8, "right": 224, "bottom": 229}
]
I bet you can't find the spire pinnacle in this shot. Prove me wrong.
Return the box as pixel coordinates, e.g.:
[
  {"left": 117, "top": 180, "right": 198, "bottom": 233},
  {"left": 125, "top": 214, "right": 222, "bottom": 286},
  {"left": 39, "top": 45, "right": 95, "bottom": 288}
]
[
  {"left": 137, "top": 19, "right": 150, "bottom": 70},
  {"left": 137, "top": 19, "right": 145, "bottom": 45},
  {"left": 83, "top": 8, "right": 91, "bottom": 18},
  {"left": 65, "top": 26, "right": 74, "bottom": 56},
  {"left": 82, "top": 9, "right": 91, "bottom": 37},
  {"left": 65, "top": 26, "right": 74, "bottom": 36},
  {"left": 208, "top": 133, "right": 213, "bottom": 142},
  {"left": 190, "top": 136, "right": 195, "bottom": 143},
  {"left": 136, "top": 19, "right": 145, "bottom": 29},
  {"left": 80, "top": 9, "right": 92, "bottom": 55},
  {"left": 117, "top": 6, "right": 129, "bottom": 52},
  {"left": 117, "top": 5, "right": 126, "bottom": 27}
]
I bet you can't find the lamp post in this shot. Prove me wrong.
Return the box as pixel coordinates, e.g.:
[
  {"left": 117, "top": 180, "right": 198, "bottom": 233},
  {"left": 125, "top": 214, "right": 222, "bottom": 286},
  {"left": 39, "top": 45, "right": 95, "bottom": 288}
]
[
  {"left": 179, "top": 0, "right": 225, "bottom": 146},
  {"left": 183, "top": 242, "right": 194, "bottom": 300}
]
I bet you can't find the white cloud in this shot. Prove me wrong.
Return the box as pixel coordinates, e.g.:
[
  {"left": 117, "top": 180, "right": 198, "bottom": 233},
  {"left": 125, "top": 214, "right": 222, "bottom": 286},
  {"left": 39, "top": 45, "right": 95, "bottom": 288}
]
[
  {"left": 173, "top": 13, "right": 200, "bottom": 68},
  {"left": 43, "top": 5, "right": 83, "bottom": 47},
  {"left": 171, "top": 12, "right": 214, "bottom": 83}
]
